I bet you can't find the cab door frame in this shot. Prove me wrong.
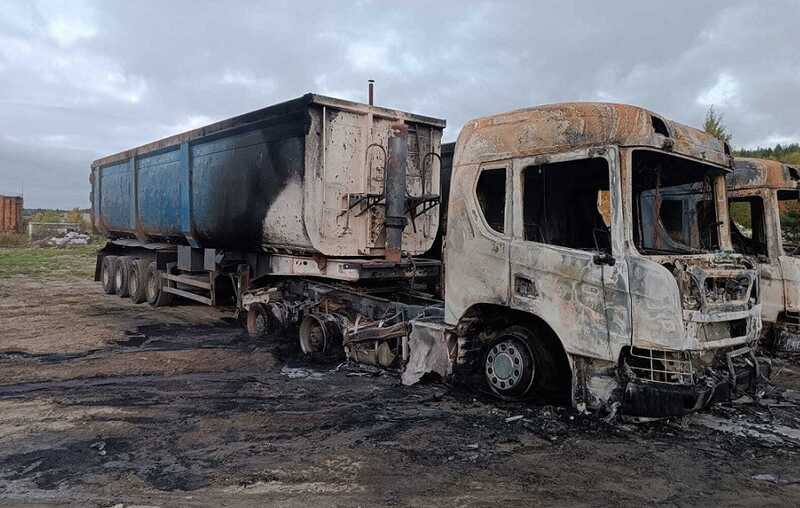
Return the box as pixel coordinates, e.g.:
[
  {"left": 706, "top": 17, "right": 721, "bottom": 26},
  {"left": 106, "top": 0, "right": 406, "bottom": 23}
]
[
  {"left": 728, "top": 188, "right": 784, "bottom": 323},
  {"left": 509, "top": 146, "right": 631, "bottom": 361}
]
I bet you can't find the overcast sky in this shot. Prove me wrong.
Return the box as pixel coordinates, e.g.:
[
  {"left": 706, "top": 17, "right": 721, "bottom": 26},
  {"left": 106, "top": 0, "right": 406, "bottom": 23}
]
[{"left": 1, "top": 0, "right": 799, "bottom": 208}]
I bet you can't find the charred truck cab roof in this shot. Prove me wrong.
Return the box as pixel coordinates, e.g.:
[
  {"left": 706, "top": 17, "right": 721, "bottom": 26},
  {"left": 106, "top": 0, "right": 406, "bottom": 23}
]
[
  {"left": 727, "top": 157, "right": 800, "bottom": 353},
  {"left": 446, "top": 102, "right": 763, "bottom": 417}
]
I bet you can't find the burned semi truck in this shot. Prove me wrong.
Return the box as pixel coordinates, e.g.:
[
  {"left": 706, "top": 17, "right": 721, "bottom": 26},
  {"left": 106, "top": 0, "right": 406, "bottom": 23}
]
[
  {"left": 727, "top": 157, "right": 800, "bottom": 352},
  {"left": 92, "top": 95, "right": 764, "bottom": 417}
]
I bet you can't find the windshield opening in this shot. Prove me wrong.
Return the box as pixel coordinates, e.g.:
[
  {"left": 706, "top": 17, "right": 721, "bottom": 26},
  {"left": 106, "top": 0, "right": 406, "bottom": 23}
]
[
  {"left": 632, "top": 150, "right": 725, "bottom": 255},
  {"left": 777, "top": 189, "right": 800, "bottom": 255}
]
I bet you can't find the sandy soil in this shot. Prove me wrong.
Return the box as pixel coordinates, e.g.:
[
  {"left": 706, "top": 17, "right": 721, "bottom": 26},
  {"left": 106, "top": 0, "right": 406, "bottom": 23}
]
[{"left": 1, "top": 273, "right": 800, "bottom": 507}]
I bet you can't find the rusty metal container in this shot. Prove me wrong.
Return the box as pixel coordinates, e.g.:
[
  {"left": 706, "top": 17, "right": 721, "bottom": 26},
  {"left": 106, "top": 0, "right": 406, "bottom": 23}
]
[
  {"left": 0, "top": 195, "right": 23, "bottom": 233},
  {"left": 91, "top": 94, "right": 445, "bottom": 257}
]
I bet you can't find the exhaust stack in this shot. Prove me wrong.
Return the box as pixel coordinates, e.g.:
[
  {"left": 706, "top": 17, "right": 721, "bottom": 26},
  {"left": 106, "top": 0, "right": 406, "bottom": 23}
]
[
  {"left": 368, "top": 79, "right": 375, "bottom": 106},
  {"left": 385, "top": 123, "right": 407, "bottom": 262}
]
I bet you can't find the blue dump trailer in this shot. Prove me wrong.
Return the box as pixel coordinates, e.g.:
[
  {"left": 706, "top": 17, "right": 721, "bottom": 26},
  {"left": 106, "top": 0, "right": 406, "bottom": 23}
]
[
  {"left": 92, "top": 93, "right": 446, "bottom": 309},
  {"left": 92, "top": 94, "right": 445, "bottom": 256}
]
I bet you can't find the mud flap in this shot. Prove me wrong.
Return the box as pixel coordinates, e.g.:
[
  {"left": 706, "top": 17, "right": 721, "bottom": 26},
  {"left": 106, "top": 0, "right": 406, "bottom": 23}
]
[{"left": 401, "top": 320, "right": 452, "bottom": 386}]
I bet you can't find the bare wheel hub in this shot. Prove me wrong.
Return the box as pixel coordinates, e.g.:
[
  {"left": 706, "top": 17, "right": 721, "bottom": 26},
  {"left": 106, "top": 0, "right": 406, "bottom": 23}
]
[
  {"left": 147, "top": 273, "right": 158, "bottom": 301},
  {"left": 129, "top": 272, "right": 138, "bottom": 294},
  {"left": 115, "top": 268, "right": 124, "bottom": 291},
  {"left": 485, "top": 339, "right": 533, "bottom": 393}
]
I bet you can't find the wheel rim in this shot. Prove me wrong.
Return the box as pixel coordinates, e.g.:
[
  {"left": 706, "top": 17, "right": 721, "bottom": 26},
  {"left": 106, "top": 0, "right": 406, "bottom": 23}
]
[
  {"left": 247, "top": 307, "right": 269, "bottom": 337},
  {"left": 254, "top": 312, "right": 268, "bottom": 336},
  {"left": 129, "top": 270, "right": 138, "bottom": 295},
  {"left": 147, "top": 272, "right": 158, "bottom": 301},
  {"left": 299, "top": 314, "right": 332, "bottom": 355},
  {"left": 485, "top": 337, "right": 535, "bottom": 396},
  {"left": 102, "top": 264, "right": 110, "bottom": 287},
  {"left": 115, "top": 268, "right": 124, "bottom": 291}
]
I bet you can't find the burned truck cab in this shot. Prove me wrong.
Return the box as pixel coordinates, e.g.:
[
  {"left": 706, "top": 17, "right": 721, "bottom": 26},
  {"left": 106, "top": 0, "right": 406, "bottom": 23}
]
[
  {"left": 444, "top": 103, "right": 762, "bottom": 416},
  {"left": 727, "top": 158, "right": 800, "bottom": 352}
]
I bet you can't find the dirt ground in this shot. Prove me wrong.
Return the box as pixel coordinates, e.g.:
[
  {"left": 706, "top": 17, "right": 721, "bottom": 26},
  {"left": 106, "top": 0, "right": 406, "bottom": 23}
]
[{"left": 2, "top": 253, "right": 800, "bottom": 506}]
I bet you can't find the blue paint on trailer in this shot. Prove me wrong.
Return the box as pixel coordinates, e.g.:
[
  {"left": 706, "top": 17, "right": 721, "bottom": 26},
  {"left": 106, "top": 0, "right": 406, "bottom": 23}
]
[{"left": 91, "top": 95, "right": 311, "bottom": 249}]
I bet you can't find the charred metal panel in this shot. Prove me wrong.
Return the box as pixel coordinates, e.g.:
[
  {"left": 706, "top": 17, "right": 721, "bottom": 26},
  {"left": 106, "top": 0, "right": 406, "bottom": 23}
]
[
  {"left": 729, "top": 157, "right": 800, "bottom": 191},
  {"left": 779, "top": 257, "right": 800, "bottom": 313},
  {"left": 454, "top": 103, "right": 732, "bottom": 171},
  {"left": 627, "top": 257, "right": 689, "bottom": 350},
  {"left": 191, "top": 122, "right": 307, "bottom": 249},
  {"left": 424, "top": 142, "right": 454, "bottom": 259},
  {"left": 443, "top": 161, "right": 511, "bottom": 324},
  {"left": 303, "top": 105, "right": 442, "bottom": 257}
]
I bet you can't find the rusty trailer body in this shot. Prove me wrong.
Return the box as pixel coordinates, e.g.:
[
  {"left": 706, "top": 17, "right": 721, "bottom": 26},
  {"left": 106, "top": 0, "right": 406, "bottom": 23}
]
[
  {"left": 727, "top": 157, "right": 800, "bottom": 352},
  {"left": 0, "top": 195, "right": 23, "bottom": 234}
]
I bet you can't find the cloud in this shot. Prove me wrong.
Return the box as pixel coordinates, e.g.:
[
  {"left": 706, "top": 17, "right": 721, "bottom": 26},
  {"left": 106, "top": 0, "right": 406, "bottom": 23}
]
[
  {"left": 0, "top": 0, "right": 798, "bottom": 207},
  {"left": 47, "top": 16, "right": 96, "bottom": 47},
  {"left": 697, "top": 73, "right": 740, "bottom": 108}
]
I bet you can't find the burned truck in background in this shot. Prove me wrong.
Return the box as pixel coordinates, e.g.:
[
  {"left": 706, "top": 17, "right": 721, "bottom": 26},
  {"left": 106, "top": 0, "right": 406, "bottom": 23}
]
[
  {"left": 91, "top": 95, "right": 765, "bottom": 418},
  {"left": 726, "top": 157, "right": 800, "bottom": 352}
]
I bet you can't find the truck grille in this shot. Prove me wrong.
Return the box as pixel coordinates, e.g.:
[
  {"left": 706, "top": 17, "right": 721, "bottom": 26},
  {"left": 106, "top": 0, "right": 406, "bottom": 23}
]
[{"left": 625, "top": 347, "right": 694, "bottom": 385}]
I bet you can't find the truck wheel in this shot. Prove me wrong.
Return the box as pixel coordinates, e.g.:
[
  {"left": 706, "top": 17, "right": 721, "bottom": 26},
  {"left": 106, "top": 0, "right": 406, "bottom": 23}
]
[
  {"left": 246, "top": 304, "right": 271, "bottom": 338},
  {"left": 482, "top": 325, "right": 553, "bottom": 401},
  {"left": 101, "top": 256, "right": 118, "bottom": 294},
  {"left": 145, "top": 262, "right": 174, "bottom": 307},
  {"left": 115, "top": 257, "right": 132, "bottom": 298},
  {"left": 128, "top": 258, "right": 148, "bottom": 304}
]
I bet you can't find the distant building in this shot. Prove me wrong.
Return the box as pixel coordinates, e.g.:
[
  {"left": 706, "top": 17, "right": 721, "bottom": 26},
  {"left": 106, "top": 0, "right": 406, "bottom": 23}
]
[{"left": 0, "top": 195, "right": 23, "bottom": 234}]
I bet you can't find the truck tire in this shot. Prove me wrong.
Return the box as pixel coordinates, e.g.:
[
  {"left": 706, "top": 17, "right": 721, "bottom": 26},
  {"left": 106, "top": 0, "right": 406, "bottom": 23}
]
[
  {"left": 145, "top": 262, "right": 174, "bottom": 307},
  {"left": 101, "top": 256, "right": 118, "bottom": 294},
  {"left": 115, "top": 257, "right": 132, "bottom": 298},
  {"left": 246, "top": 304, "right": 271, "bottom": 338},
  {"left": 128, "top": 258, "right": 148, "bottom": 304},
  {"left": 482, "top": 325, "right": 554, "bottom": 401}
]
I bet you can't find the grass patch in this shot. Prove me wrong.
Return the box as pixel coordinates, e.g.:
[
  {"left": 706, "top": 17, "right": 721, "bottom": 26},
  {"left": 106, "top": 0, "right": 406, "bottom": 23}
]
[
  {"left": 0, "top": 245, "right": 98, "bottom": 278},
  {"left": 0, "top": 233, "right": 29, "bottom": 248}
]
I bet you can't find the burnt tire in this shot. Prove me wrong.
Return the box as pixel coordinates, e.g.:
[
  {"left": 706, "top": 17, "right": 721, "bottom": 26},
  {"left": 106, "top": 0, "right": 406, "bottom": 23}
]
[
  {"left": 101, "top": 256, "right": 118, "bottom": 295},
  {"left": 482, "top": 325, "right": 555, "bottom": 401},
  {"left": 128, "top": 258, "right": 148, "bottom": 304},
  {"left": 246, "top": 304, "right": 271, "bottom": 338},
  {"left": 145, "top": 262, "right": 173, "bottom": 307},
  {"left": 114, "top": 257, "right": 132, "bottom": 298}
]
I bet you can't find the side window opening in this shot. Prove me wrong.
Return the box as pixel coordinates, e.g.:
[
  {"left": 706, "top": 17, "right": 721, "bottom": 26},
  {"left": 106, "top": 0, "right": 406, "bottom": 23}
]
[
  {"left": 476, "top": 168, "right": 506, "bottom": 233},
  {"left": 522, "top": 158, "right": 610, "bottom": 251},
  {"left": 729, "top": 197, "right": 767, "bottom": 256},
  {"left": 777, "top": 190, "right": 800, "bottom": 254}
]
